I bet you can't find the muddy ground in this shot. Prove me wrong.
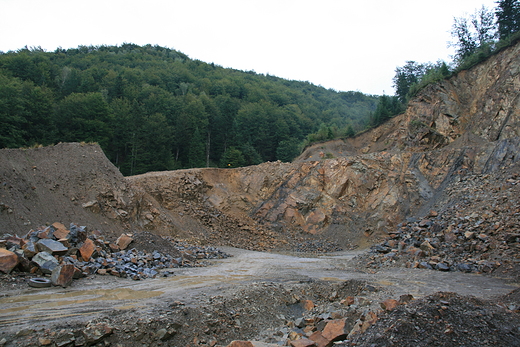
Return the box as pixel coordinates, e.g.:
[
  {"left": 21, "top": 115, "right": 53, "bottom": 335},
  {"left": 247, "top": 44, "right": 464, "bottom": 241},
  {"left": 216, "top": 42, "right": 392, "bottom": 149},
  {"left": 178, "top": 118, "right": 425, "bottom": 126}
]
[{"left": 1, "top": 246, "right": 519, "bottom": 347}]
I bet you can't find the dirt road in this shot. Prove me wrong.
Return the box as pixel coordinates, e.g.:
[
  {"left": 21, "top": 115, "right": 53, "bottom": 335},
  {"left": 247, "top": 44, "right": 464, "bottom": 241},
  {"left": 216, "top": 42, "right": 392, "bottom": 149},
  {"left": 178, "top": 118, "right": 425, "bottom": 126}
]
[{"left": 0, "top": 248, "right": 517, "bottom": 335}]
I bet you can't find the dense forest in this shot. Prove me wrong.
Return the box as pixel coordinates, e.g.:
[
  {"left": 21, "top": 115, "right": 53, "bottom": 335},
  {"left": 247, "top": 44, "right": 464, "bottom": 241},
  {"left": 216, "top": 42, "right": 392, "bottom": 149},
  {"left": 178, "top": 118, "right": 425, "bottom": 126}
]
[{"left": 0, "top": 44, "right": 378, "bottom": 175}]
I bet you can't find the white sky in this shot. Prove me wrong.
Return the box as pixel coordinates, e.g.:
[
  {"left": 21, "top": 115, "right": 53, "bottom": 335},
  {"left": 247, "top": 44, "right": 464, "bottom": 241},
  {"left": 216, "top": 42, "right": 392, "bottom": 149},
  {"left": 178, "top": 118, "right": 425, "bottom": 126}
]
[{"left": 1, "top": 0, "right": 497, "bottom": 95}]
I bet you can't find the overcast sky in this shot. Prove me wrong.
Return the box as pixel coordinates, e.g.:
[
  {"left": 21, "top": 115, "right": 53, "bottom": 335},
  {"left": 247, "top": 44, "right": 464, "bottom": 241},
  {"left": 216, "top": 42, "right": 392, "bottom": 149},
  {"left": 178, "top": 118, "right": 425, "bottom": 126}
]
[{"left": 1, "top": 0, "right": 497, "bottom": 95}]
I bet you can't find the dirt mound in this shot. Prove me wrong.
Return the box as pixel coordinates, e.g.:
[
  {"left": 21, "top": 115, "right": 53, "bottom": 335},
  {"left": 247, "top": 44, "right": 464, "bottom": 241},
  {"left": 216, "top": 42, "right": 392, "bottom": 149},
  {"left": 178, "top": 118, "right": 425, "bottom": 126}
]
[{"left": 0, "top": 143, "right": 137, "bottom": 239}]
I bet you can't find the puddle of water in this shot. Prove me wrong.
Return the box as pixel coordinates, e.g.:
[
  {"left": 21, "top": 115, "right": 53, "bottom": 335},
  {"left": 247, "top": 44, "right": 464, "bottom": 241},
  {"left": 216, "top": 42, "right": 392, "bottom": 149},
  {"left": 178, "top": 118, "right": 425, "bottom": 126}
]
[{"left": 376, "top": 280, "right": 395, "bottom": 286}]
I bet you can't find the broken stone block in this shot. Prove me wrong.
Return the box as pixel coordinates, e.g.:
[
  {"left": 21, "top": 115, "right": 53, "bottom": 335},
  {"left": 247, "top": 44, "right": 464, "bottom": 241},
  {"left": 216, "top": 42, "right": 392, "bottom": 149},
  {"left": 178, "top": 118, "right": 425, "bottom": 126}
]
[
  {"left": 5, "top": 235, "right": 24, "bottom": 249},
  {"left": 55, "top": 331, "right": 75, "bottom": 347},
  {"left": 36, "top": 239, "right": 68, "bottom": 255},
  {"left": 51, "top": 264, "right": 75, "bottom": 287},
  {"left": 308, "top": 331, "right": 330, "bottom": 347},
  {"left": 0, "top": 248, "right": 19, "bottom": 273},
  {"left": 22, "top": 240, "right": 38, "bottom": 258},
  {"left": 321, "top": 318, "right": 352, "bottom": 344},
  {"left": 290, "top": 338, "right": 317, "bottom": 347},
  {"left": 52, "top": 222, "right": 70, "bottom": 240},
  {"left": 79, "top": 239, "right": 96, "bottom": 261},
  {"left": 15, "top": 250, "right": 33, "bottom": 272},
  {"left": 115, "top": 234, "right": 133, "bottom": 250},
  {"left": 32, "top": 251, "right": 59, "bottom": 274}
]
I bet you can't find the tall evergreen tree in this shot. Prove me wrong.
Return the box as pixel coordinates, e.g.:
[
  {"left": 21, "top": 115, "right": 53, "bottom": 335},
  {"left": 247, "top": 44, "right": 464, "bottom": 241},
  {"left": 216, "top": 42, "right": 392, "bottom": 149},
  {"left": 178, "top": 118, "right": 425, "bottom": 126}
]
[{"left": 496, "top": 0, "right": 520, "bottom": 40}]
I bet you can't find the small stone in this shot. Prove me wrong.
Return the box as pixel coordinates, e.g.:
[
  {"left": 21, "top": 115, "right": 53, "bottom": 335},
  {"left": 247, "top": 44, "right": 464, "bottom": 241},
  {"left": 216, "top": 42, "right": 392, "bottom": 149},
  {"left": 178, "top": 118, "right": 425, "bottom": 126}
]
[
  {"left": 399, "top": 294, "right": 414, "bottom": 304},
  {"left": 82, "top": 323, "right": 113, "bottom": 345},
  {"left": 435, "top": 263, "right": 450, "bottom": 271},
  {"left": 340, "top": 296, "right": 355, "bottom": 306},
  {"left": 155, "top": 328, "right": 173, "bottom": 341},
  {"left": 55, "top": 332, "right": 75, "bottom": 347}
]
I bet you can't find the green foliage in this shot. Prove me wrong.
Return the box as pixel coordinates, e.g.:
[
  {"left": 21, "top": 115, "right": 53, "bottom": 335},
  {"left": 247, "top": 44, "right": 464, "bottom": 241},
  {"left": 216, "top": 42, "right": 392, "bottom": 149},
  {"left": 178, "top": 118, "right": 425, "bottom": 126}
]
[
  {"left": 450, "top": 6, "right": 497, "bottom": 64},
  {"left": 369, "top": 95, "right": 405, "bottom": 128},
  {"left": 220, "top": 147, "right": 245, "bottom": 168},
  {"left": 406, "top": 61, "right": 452, "bottom": 98},
  {"left": 496, "top": 0, "right": 520, "bottom": 40},
  {"left": 393, "top": 61, "right": 426, "bottom": 104},
  {"left": 276, "top": 138, "right": 301, "bottom": 163},
  {"left": 0, "top": 44, "right": 378, "bottom": 173}
]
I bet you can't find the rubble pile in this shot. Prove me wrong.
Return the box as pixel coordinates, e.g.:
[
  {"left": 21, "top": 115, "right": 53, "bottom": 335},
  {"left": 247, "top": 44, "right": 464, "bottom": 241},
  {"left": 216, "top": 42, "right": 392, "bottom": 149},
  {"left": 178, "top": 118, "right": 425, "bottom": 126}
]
[
  {"left": 0, "top": 222, "right": 231, "bottom": 286},
  {"left": 354, "top": 172, "right": 520, "bottom": 277},
  {"left": 180, "top": 197, "right": 291, "bottom": 252}
]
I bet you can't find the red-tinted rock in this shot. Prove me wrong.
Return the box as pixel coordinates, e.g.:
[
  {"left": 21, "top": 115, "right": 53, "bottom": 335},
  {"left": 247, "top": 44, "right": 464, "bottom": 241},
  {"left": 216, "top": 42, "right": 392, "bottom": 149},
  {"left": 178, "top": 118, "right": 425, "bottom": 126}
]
[
  {"left": 290, "top": 338, "right": 317, "bottom": 347},
  {"left": 301, "top": 299, "right": 315, "bottom": 311},
  {"left": 308, "top": 331, "right": 330, "bottom": 347},
  {"left": 52, "top": 222, "right": 70, "bottom": 240},
  {"left": 79, "top": 239, "right": 95, "bottom": 261},
  {"left": 0, "top": 248, "right": 19, "bottom": 273},
  {"left": 321, "top": 318, "right": 352, "bottom": 343},
  {"left": 115, "top": 234, "right": 133, "bottom": 250}
]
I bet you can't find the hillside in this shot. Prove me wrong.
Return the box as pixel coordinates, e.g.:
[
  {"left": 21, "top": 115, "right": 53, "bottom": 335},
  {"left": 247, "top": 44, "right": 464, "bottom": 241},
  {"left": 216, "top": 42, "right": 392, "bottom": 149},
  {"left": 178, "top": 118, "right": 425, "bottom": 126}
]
[{"left": 0, "top": 44, "right": 377, "bottom": 175}]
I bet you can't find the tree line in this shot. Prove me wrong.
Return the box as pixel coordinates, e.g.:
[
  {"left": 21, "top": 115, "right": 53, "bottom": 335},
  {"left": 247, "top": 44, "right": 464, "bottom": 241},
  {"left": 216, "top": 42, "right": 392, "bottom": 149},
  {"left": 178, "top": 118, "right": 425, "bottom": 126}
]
[{"left": 0, "top": 44, "right": 378, "bottom": 174}]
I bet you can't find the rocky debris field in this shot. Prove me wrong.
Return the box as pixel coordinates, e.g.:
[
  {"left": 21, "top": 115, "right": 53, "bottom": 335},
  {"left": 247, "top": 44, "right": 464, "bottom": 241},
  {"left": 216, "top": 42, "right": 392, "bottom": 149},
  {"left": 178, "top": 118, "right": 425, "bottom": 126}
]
[
  {"left": 1, "top": 277, "right": 518, "bottom": 347},
  {"left": 0, "top": 222, "right": 231, "bottom": 289},
  {"left": 350, "top": 168, "right": 520, "bottom": 282}
]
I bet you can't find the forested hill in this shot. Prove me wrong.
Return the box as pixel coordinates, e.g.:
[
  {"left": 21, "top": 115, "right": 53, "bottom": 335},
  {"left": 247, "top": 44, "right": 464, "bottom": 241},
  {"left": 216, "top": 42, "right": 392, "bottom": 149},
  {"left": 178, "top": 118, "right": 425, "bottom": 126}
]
[{"left": 0, "top": 44, "right": 378, "bottom": 175}]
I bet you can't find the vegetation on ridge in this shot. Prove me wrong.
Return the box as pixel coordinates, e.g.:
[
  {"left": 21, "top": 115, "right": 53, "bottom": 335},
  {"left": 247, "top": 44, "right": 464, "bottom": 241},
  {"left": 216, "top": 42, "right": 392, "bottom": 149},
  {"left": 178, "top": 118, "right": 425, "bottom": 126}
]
[{"left": 0, "top": 44, "right": 377, "bottom": 174}]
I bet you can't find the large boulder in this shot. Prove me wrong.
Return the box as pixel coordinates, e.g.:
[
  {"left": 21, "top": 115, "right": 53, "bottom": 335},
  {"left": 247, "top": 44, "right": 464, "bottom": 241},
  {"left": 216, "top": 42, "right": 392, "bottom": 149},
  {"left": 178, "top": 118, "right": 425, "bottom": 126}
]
[{"left": 0, "top": 248, "right": 19, "bottom": 273}]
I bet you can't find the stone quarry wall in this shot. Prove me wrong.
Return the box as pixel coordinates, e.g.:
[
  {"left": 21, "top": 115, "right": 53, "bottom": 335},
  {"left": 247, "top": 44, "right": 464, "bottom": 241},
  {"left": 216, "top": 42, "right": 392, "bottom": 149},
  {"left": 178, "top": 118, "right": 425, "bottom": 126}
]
[{"left": 1, "top": 41, "right": 519, "bottom": 249}]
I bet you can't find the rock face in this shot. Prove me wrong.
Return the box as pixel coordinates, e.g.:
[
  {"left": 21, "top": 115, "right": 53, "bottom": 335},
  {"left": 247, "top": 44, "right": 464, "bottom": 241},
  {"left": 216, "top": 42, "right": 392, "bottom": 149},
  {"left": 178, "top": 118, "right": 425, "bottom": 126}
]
[{"left": 0, "top": 41, "right": 519, "bottom": 251}]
